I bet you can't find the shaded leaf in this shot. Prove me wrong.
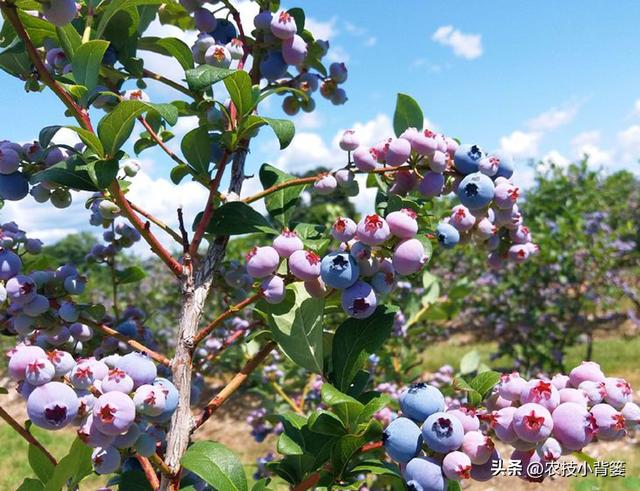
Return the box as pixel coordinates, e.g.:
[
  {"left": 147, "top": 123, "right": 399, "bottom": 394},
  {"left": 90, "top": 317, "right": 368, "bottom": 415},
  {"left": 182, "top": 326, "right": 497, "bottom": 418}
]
[
  {"left": 393, "top": 93, "right": 423, "bottom": 137},
  {"left": 181, "top": 441, "right": 248, "bottom": 491}
]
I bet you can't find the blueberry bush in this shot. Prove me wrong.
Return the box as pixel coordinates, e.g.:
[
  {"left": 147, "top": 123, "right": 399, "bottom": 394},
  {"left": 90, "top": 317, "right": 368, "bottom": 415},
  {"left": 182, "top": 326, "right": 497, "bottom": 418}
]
[{"left": 0, "top": 1, "right": 637, "bottom": 490}]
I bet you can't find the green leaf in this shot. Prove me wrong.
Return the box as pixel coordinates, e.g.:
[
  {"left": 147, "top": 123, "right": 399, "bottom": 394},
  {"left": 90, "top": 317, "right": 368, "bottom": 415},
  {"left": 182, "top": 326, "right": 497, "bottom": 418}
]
[
  {"left": 72, "top": 40, "right": 109, "bottom": 92},
  {"left": 38, "top": 126, "right": 63, "bottom": 148},
  {"left": 459, "top": 350, "right": 481, "bottom": 375},
  {"left": 287, "top": 7, "right": 305, "bottom": 33},
  {"left": 18, "top": 11, "right": 56, "bottom": 46},
  {"left": 393, "top": 93, "right": 423, "bottom": 137},
  {"left": 86, "top": 159, "right": 119, "bottom": 189},
  {"left": 468, "top": 370, "right": 501, "bottom": 398},
  {"left": 98, "top": 100, "right": 148, "bottom": 156},
  {"left": 44, "top": 439, "right": 93, "bottom": 491},
  {"left": 181, "top": 441, "right": 248, "bottom": 491},
  {"left": 261, "top": 117, "right": 295, "bottom": 149},
  {"left": 446, "top": 481, "right": 462, "bottom": 491},
  {"left": 17, "top": 479, "right": 44, "bottom": 491},
  {"left": 145, "top": 102, "right": 179, "bottom": 126},
  {"left": 206, "top": 201, "right": 276, "bottom": 235},
  {"left": 170, "top": 164, "right": 191, "bottom": 184},
  {"left": 251, "top": 478, "right": 272, "bottom": 491},
  {"left": 223, "top": 70, "right": 254, "bottom": 117},
  {"left": 28, "top": 444, "right": 54, "bottom": 483},
  {"left": 356, "top": 394, "right": 391, "bottom": 425},
  {"left": 320, "top": 384, "right": 364, "bottom": 430},
  {"left": 0, "top": 42, "right": 31, "bottom": 77},
  {"left": 137, "top": 36, "right": 194, "bottom": 70},
  {"left": 67, "top": 126, "right": 105, "bottom": 156},
  {"left": 330, "top": 419, "right": 381, "bottom": 478},
  {"left": 185, "top": 64, "right": 235, "bottom": 91},
  {"left": 307, "top": 411, "right": 347, "bottom": 436},
  {"left": 258, "top": 164, "right": 308, "bottom": 227},
  {"left": 109, "top": 470, "right": 154, "bottom": 490},
  {"left": 32, "top": 162, "right": 99, "bottom": 192},
  {"left": 181, "top": 126, "right": 211, "bottom": 175},
  {"left": 262, "top": 282, "right": 324, "bottom": 373},
  {"left": 452, "top": 377, "right": 482, "bottom": 407},
  {"left": 331, "top": 306, "right": 398, "bottom": 391},
  {"left": 115, "top": 266, "right": 146, "bottom": 284},
  {"left": 56, "top": 25, "right": 82, "bottom": 58},
  {"left": 349, "top": 460, "right": 402, "bottom": 479},
  {"left": 95, "top": 0, "right": 163, "bottom": 37}
]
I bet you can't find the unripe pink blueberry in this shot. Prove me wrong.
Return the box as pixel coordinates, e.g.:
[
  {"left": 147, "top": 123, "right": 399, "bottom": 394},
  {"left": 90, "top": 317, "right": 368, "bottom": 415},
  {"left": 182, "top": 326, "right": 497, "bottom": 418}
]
[
  {"left": 102, "top": 368, "right": 134, "bottom": 394},
  {"left": 551, "top": 374, "right": 570, "bottom": 390},
  {"left": 430, "top": 151, "right": 448, "bottom": 173},
  {"left": 442, "top": 451, "right": 471, "bottom": 481},
  {"left": 92, "top": 446, "right": 121, "bottom": 474},
  {"left": 352, "top": 146, "right": 377, "bottom": 171},
  {"left": 510, "top": 449, "right": 546, "bottom": 483},
  {"left": 512, "top": 403, "right": 553, "bottom": 443},
  {"left": 520, "top": 379, "right": 560, "bottom": 412},
  {"left": 47, "top": 349, "right": 74, "bottom": 377},
  {"left": 93, "top": 391, "right": 136, "bottom": 435},
  {"left": 558, "top": 388, "right": 589, "bottom": 407},
  {"left": 551, "top": 402, "right": 596, "bottom": 451},
  {"left": 70, "top": 361, "right": 96, "bottom": 390},
  {"left": 411, "top": 129, "right": 438, "bottom": 157},
  {"left": 385, "top": 138, "right": 411, "bottom": 166},
  {"left": 270, "top": 11, "right": 297, "bottom": 40},
  {"left": 331, "top": 217, "right": 357, "bottom": 242},
  {"left": 288, "top": 249, "right": 321, "bottom": 281},
  {"left": 389, "top": 170, "right": 418, "bottom": 195},
  {"left": 260, "top": 275, "right": 285, "bottom": 304},
  {"left": 356, "top": 214, "right": 390, "bottom": 245},
  {"left": 493, "top": 183, "right": 520, "bottom": 209},
  {"left": 25, "top": 357, "right": 55, "bottom": 386},
  {"left": 510, "top": 225, "right": 531, "bottom": 244},
  {"left": 498, "top": 372, "right": 527, "bottom": 402},
  {"left": 461, "top": 430, "right": 494, "bottom": 464},
  {"left": 8, "top": 345, "right": 46, "bottom": 380},
  {"left": 603, "top": 377, "right": 632, "bottom": 409},
  {"left": 536, "top": 437, "right": 562, "bottom": 461},
  {"left": 393, "top": 239, "right": 427, "bottom": 276},
  {"left": 27, "top": 381, "right": 79, "bottom": 430},
  {"left": 339, "top": 130, "right": 359, "bottom": 151},
  {"left": 579, "top": 380, "right": 606, "bottom": 405},
  {"left": 387, "top": 209, "right": 418, "bottom": 239},
  {"left": 621, "top": 402, "right": 640, "bottom": 430},
  {"left": 491, "top": 406, "right": 518, "bottom": 443},
  {"left": 485, "top": 392, "right": 513, "bottom": 411},
  {"left": 76, "top": 389, "right": 95, "bottom": 419},
  {"left": 508, "top": 244, "right": 530, "bottom": 263},
  {"left": 470, "top": 448, "right": 501, "bottom": 482},
  {"left": 303, "top": 276, "right": 329, "bottom": 298},
  {"left": 133, "top": 384, "right": 166, "bottom": 416},
  {"left": 246, "top": 246, "right": 280, "bottom": 278},
  {"left": 341, "top": 280, "right": 377, "bottom": 318},
  {"left": 590, "top": 403, "right": 626, "bottom": 440},
  {"left": 313, "top": 174, "right": 337, "bottom": 195},
  {"left": 78, "top": 415, "right": 116, "bottom": 448},
  {"left": 475, "top": 218, "right": 496, "bottom": 240},
  {"left": 272, "top": 230, "right": 303, "bottom": 258},
  {"left": 447, "top": 405, "right": 480, "bottom": 433},
  {"left": 569, "top": 361, "right": 605, "bottom": 387},
  {"left": 449, "top": 205, "right": 475, "bottom": 232}
]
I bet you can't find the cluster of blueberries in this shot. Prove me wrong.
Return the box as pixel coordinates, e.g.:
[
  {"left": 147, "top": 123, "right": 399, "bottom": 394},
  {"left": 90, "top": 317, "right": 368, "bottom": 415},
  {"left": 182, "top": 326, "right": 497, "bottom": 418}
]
[
  {"left": 0, "top": 221, "right": 188, "bottom": 474},
  {"left": 184, "top": 4, "right": 348, "bottom": 111},
  {"left": 244, "top": 210, "right": 429, "bottom": 319},
  {"left": 383, "top": 361, "right": 638, "bottom": 490},
  {"left": 314, "top": 128, "right": 538, "bottom": 268}
]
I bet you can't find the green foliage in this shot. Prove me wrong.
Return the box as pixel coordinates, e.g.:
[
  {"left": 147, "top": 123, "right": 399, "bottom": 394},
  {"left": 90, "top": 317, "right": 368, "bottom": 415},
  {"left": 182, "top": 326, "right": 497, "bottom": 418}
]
[
  {"left": 259, "top": 163, "right": 308, "bottom": 227},
  {"left": 392, "top": 93, "right": 423, "bottom": 137},
  {"left": 182, "top": 441, "right": 248, "bottom": 491},
  {"left": 204, "top": 201, "right": 277, "bottom": 235}
]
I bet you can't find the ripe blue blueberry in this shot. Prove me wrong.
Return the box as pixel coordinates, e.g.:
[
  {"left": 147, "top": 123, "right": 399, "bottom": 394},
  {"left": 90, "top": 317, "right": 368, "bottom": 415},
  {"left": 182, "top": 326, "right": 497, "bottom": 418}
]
[
  {"left": 403, "top": 456, "right": 446, "bottom": 491},
  {"left": 456, "top": 172, "right": 495, "bottom": 210},
  {"left": 400, "top": 383, "right": 445, "bottom": 422},
  {"left": 0, "top": 147, "right": 20, "bottom": 174},
  {"left": 92, "top": 446, "right": 121, "bottom": 474},
  {"left": 453, "top": 144, "right": 485, "bottom": 175},
  {"left": 134, "top": 433, "right": 157, "bottom": 457},
  {"left": 27, "top": 381, "right": 79, "bottom": 430},
  {"left": 421, "top": 412, "right": 464, "bottom": 453},
  {"left": 320, "top": 251, "right": 359, "bottom": 289},
  {"left": 253, "top": 11, "right": 273, "bottom": 31},
  {"left": 260, "top": 51, "right": 288, "bottom": 82},
  {"left": 194, "top": 8, "right": 217, "bottom": 32},
  {"left": 113, "top": 423, "right": 141, "bottom": 449},
  {"left": 210, "top": 18, "right": 237, "bottom": 44},
  {"left": 0, "top": 172, "right": 29, "bottom": 201},
  {"left": 341, "top": 280, "right": 377, "bottom": 318},
  {"left": 0, "top": 249, "right": 21, "bottom": 280},
  {"left": 329, "top": 62, "right": 348, "bottom": 83},
  {"left": 418, "top": 172, "right": 444, "bottom": 198},
  {"left": 383, "top": 417, "right": 423, "bottom": 463},
  {"left": 435, "top": 223, "right": 460, "bottom": 249},
  {"left": 116, "top": 352, "right": 158, "bottom": 389}
]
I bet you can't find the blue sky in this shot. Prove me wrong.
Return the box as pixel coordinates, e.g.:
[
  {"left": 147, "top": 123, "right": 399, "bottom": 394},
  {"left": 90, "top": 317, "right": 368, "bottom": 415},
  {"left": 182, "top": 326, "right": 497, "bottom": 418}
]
[{"left": 1, "top": 0, "right": 640, "bottom": 247}]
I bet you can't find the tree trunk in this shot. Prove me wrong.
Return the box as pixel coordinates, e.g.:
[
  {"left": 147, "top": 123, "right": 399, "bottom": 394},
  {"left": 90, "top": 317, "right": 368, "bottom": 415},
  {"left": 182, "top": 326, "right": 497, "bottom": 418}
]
[{"left": 160, "top": 150, "right": 247, "bottom": 490}]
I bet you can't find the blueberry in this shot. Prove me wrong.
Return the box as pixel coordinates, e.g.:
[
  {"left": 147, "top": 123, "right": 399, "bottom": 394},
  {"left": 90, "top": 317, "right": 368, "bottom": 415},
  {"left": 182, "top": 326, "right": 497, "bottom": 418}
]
[
  {"left": 383, "top": 417, "right": 422, "bottom": 463},
  {"left": 399, "top": 383, "right": 445, "bottom": 422},
  {"left": 113, "top": 423, "right": 141, "bottom": 448},
  {"left": 92, "top": 446, "right": 121, "bottom": 474},
  {"left": 313, "top": 174, "right": 337, "bottom": 194},
  {"left": 288, "top": 249, "right": 321, "bottom": 281},
  {"left": 339, "top": 130, "right": 359, "bottom": 151},
  {"left": 260, "top": 275, "right": 285, "bottom": 304},
  {"left": 43, "top": 0, "right": 77, "bottom": 26},
  {"left": 194, "top": 8, "right": 217, "bottom": 32},
  {"left": 590, "top": 403, "right": 626, "bottom": 440},
  {"left": 392, "top": 239, "right": 427, "bottom": 276},
  {"left": 78, "top": 415, "right": 117, "bottom": 448},
  {"left": 456, "top": 172, "right": 495, "bottom": 210},
  {"left": 461, "top": 430, "right": 494, "bottom": 465},
  {"left": 0, "top": 172, "right": 29, "bottom": 201},
  {"left": 421, "top": 412, "right": 464, "bottom": 453},
  {"left": 331, "top": 217, "right": 357, "bottom": 242},
  {"left": 387, "top": 209, "right": 418, "bottom": 239},
  {"left": 352, "top": 146, "right": 377, "bottom": 171},
  {"left": 341, "top": 280, "right": 377, "bottom": 318},
  {"left": 551, "top": 402, "right": 595, "bottom": 451},
  {"left": 133, "top": 384, "right": 166, "bottom": 416},
  {"left": 418, "top": 172, "right": 444, "bottom": 198},
  {"left": 453, "top": 144, "right": 485, "bottom": 175},
  {"left": 245, "top": 246, "right": 280, "bottom": 278},
  {"left": 260, "top": 51, "right": 288, "bottom": 82},
  {"left": 102, "top": 368, "right": 134, "bottom": 394},
  {"left": 6, "top": 274, "right": 37, "bottom": 305},
  {"left": 24, "top": 357, "right": 55, "bottom": 386},
  {"left": 27, "top": 381, "right": 79, "bottom": 430},
  {"left": 435, "top": 223, "right": 460, "bottom": 249},
  {"left": 210, "top": 18, "right": 237, "bottom": 44},
  {"left": 270, "top": 11, "right": 297, "bottom": 40},
  {"left": 116, "top": 352, "right": 157, "bottom": 389},
  {"left": 134, "top": 433, "right": 157, "bottom": 457},
  {"left": 489, "top": 150, "right": 514, "bottom": 179},
  {"left": 0, "top": 147, "right": 20, "bottom": 174},
  {"left": 93, "top": 391, "right": 136, "bottom": 435},
  {"left": 149, "top": 377, "right": 179, "bottom": 422},
  {"left": 442, "top": 451, "right": 471, "bottom": 481},
  {"left": 403, "top": 456, "right": 446, "bottom": 491},
  {"left": 536, "top": 437, "right": 562, "bottom": 462},
  {"left": 385, "top": 138, "right": 411, "bottom": 166},
  {"left": 512, "top": 403, "right": 553, "bottom": 443},
  {"left": 102, "top": 44, "right": 118, "bottom": 66},
  {"left": 356, "top": 214, "right": 390, "bottom": 245},
  {"left": 0, "top": 249, "right": 21, "bottom": 280},
  {"left": 253, "top": 11, "right": 273, "bottom": 31},
  {"left": 204, "top": 44, "right": 232, "bottom": 68},
  {"left": 320, "top": 252, "right": 359, "bottom": 289},
  {"left": 470, "top": 448, "right": 501, "bottom": 482},
  {"left": 569, "top": 361, "right": 605, "bottom": 387},
  {"left": 282, "top": 34, "right": 307, "bottom": 65}
]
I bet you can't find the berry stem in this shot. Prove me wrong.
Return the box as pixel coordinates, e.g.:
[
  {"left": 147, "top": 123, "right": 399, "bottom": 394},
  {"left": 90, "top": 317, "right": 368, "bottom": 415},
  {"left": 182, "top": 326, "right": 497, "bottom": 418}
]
[
  {"left": 109, "top": 180, "right": 184, "bottom": 277},
  {"left": 149, "top": 453, "right": 173, "bottom": 478},
  {"left": 189, "top": 150, "right": 231, "bottom": 257},
  {"left": 0, "top": 2, "right": 93, "bottom": 132},
  {"left": 194, "top": 341, "right": 276, "bottom": 430},
  {"left": 127, "top": 199, "right": 184, "bottom": 245},
  {"left": 271, "top": 381, "right": 303, "bottom": 414},
  {"left": 135, "top": 455, "right": 160, "bottom": 490},
  {"left": 142, "top": 68, "right": 197, "bottom": 99},
  {"left": 82, "top": 317, "right": 172, "bottom": 366},
  {"left": 193, "top": 292, "right": 263, "bottom": 345},
  {"left": 137, "top": 117, "right": 191, "bottom": 171},
  {"left": 0, "top": 406, "right": 57, "bottom": 466},
  {"left": 242, "top": 176, "right": 320, "bottom": 204}
]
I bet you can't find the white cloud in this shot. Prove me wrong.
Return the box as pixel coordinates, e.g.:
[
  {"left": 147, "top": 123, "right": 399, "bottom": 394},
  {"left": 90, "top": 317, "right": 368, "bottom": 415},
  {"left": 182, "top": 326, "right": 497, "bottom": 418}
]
[
  {"left": 538, "top": 150, "right": 570, "bottom": 172},
  {"left": 326, "top": 45, "right": 350, "bottom": 63},
  {"left": 528, "top": 103, "right": 581, "bottom": 131},
  {"left": 575, "top": 144, "right": 611, "bottom": 166},
  {"left": 617, "top": 124, "right": 640, "bottom": 164},
  {"left": 499, "top": 131, "right": 541, "bottom": 158},
  {"left": 275, "top": 131, "right": 335, "bottom": 174},
  {"left": 431, "top": 26, "right": 483, "bottom": 60},
  {"left": 633, "top": 99, "right": 640, "bottom": 117},
  {"left": 305, "top": 16, "right": 337, "bottom": 40},
  {"left": 364, "top": 37, "right": 377, "bottom": 47},
  {"left": 344, "top": 21, "right": 365, "bottom": 36},
  {"left": 292, "top": 111, "right": 323, "bottom": 130},
  {"left": 571, "top": 130, "right": 600, "bottom": 148}
]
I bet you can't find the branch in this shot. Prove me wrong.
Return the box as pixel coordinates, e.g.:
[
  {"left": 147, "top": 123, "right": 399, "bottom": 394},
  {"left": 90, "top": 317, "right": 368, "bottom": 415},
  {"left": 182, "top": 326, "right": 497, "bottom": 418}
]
[
  {"left": 149, "top": 453, "right": 173, "bottom": 478},
  {"left": 138, "top": 116, "right": 189, "bottom": 169},
  {"left": 128, "top": 200, "right": 184, "bottom": 245},
  {"left": 272, "top": 382, "right": 303, "bottom": 414},
  {"left": 109, "top": 181, "right": 183, "bottom": 277},
  {"left": 82, "top": 317, "right": 172, "bottom": 367},
  {"left": 0, "top": 3, "right": 93, "bottom": 131},
  {"left": 177, "top": 207, "right": 190, "bottom": 254},
  {"left": 193, "top": 292, "right": 262, "bottom": 345},
  {"left": 142, "top": 68, "right": 196, "bottom": 99},
  {"left": 0, "top": 406, "right": 57, "bottom": 465},
  {"left": 199, "top": 320, "right": 259, "bottom": 365},
  {"left": 136, "top": 455, "right": 160, "bottom": 490},
  {"left": 189, "top": 150, "right": 231, "bottom": 256},
  {"left": 194, "top": 341, "right": 276, "bottom": 430},
  {"left": 242, "top": 176, "right": 319, "bottom": 204}
]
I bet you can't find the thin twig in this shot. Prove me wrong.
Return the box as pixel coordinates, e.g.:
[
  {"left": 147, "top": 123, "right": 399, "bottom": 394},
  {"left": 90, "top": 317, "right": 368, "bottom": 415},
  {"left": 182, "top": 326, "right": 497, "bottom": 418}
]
[
  {"left": 136, "top": 455, "right": 160, "bottom": 490},
  {"left": 149, "top": 453, "right": 173, "bottom": 478},
  {"left": 138, "top": 116, "right": 189, "bottom": 168},
  {"left": 82, "top": 317, "right": 172, "bottom": 366},
  {"left": 109, "top": 181, "right": 183, "bottom": 277},
  {"left": 242, "top": 176, "right": 319, "bottom": 204},
  {"left": 193, "top": 292, "right": 262, "bottom": 345},
  {"left": 142, "top": 68, "right": 196, "bottom": 99},
  {"left": 199, "top": 320, "right": 259, "bottom": 366},
  {"left": 189, "top": 150, "right": 231, "bottom": 256},
  {"left": 272, "top": 382, "right": 303, "bottom": 414},
  {"left": 194, "top": 341, "right": 276, "bottom": 430},
  {"left": 177, "top": 207, "right": 190, "bottom": 254},
  {"left": 0, "top": 406, "right": 57, "bottom": 465},
  {"left": 128, "top": 200, "right": 184, "bottom": 245}
]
